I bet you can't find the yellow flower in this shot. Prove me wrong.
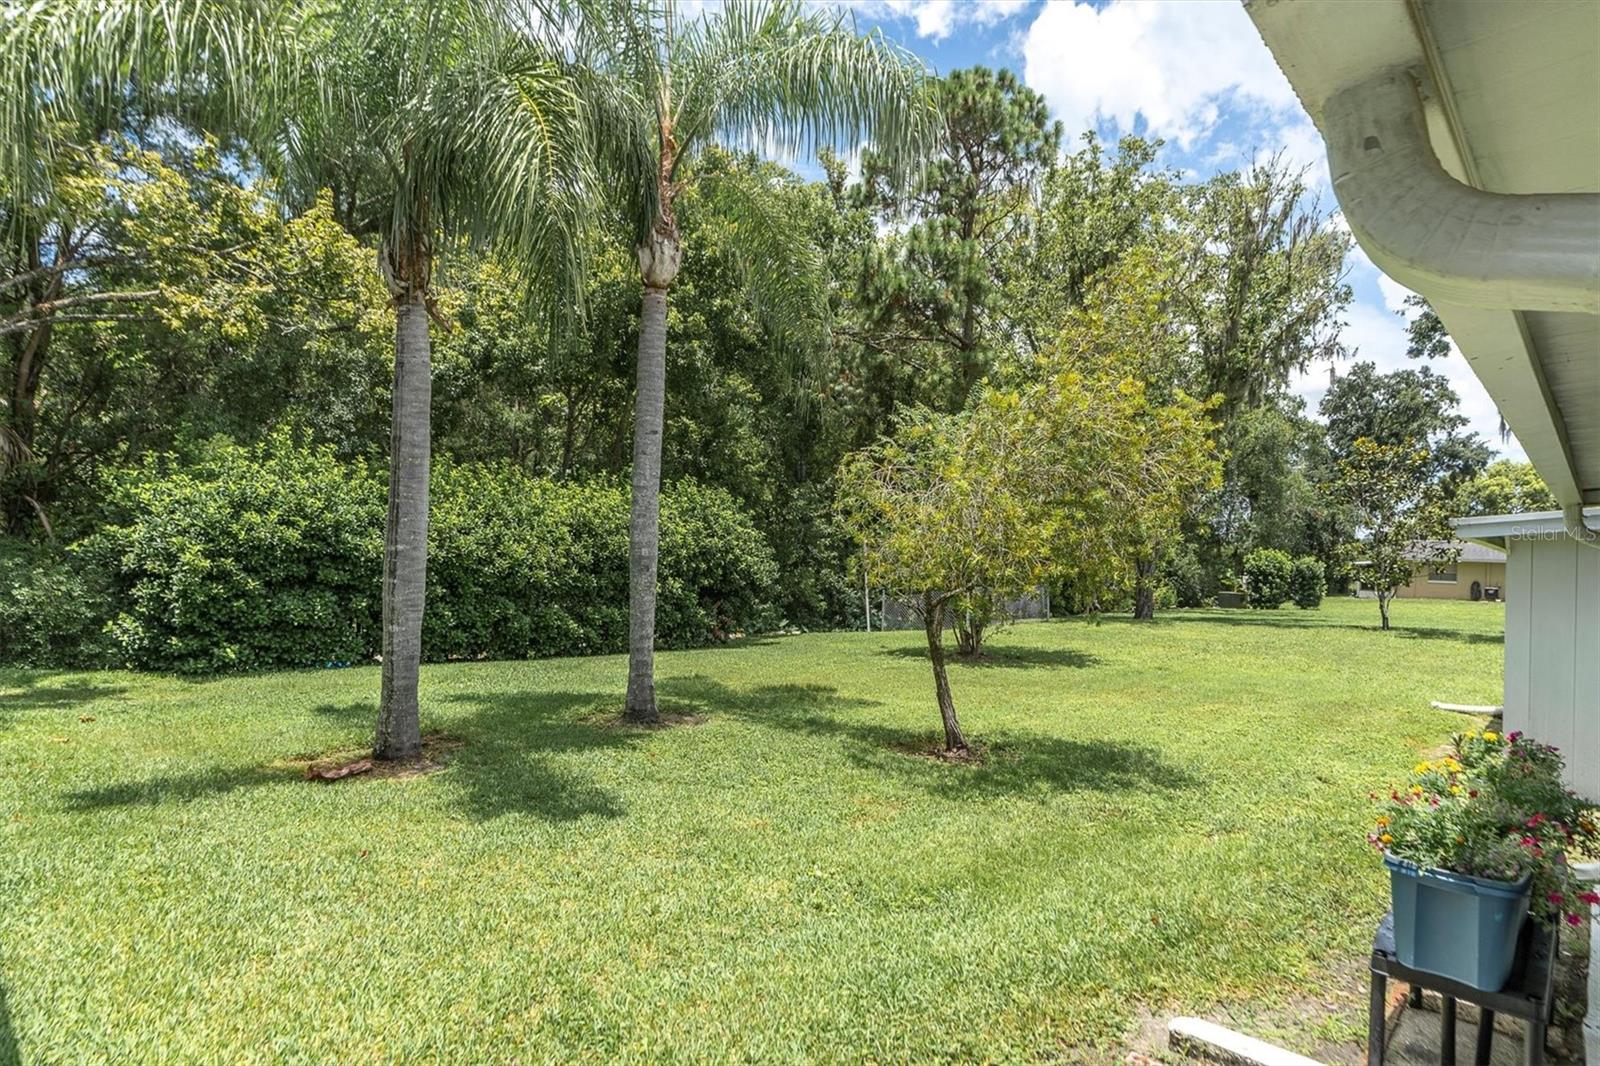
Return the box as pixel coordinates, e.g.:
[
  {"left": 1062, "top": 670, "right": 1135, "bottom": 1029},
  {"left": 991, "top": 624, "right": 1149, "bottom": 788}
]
[
  {"left": 1482, "top": 731, "right": 1498, "bottom": 742},
  {"left": 1380, "top": 834, "right": 1393, "bottom": 845},
  {"left": 1464, "top": 731, "right": 1479, "bottom": 741},
  {"left": 1376, "top": 816, "right": 1390, "bottom": 827},
  {"left": 1414, "top": 762, "right": 1430, "bottom": 774},
  {"left": 1448, "top": 785, "right": 1462, "bottom": 795},
  {"left": 1410, "top": 785, "right": 1425, "bottom": 796}
]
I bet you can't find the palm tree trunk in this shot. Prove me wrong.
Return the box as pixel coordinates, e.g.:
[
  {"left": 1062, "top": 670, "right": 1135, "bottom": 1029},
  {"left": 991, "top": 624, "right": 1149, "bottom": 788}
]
[
  {"left": 923, "top": 593, "right": 967, "bottom": 754},
  {"left": 624, "top": 283, "right": 669, "bottom": 722},
  {"left": 374, "top": 291, "right": 431, "bottom": 760}
]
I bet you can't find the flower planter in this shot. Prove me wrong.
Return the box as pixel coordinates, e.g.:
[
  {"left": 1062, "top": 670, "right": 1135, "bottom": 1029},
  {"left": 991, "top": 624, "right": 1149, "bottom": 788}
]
[{"left": 1384, "top": 855, "right": 1531, "bottom": 991}]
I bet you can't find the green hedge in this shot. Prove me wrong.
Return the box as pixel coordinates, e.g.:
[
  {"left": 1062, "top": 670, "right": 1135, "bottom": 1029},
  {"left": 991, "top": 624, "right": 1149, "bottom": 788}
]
[
  {"left": 84, "top": 436, "right": 385, "bottom": 673},
  {"left": 63, "top": 435, "right": 776, "bottom": 673}
]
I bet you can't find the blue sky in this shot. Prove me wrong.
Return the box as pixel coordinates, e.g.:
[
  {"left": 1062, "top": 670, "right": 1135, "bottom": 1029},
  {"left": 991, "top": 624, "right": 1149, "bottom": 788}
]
[{"left": 799, "top": 0, "right": 1523, "bottom": 460}]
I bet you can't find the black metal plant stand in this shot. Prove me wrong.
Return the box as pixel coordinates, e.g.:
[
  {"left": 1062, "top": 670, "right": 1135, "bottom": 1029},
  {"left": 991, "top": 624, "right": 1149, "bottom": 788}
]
[{"left": 1368, "top": 911, "right": 1558, "bottom": 1065}]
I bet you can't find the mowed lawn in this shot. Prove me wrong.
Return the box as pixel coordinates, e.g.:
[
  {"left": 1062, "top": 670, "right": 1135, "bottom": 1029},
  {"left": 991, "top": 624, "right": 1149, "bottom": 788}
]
[{"left": 0, "top": 598, "right": 1504, "bottom": 1063}]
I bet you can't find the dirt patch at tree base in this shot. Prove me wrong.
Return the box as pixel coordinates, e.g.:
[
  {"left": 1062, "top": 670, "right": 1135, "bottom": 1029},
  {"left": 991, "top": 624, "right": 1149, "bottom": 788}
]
[
  {"left": 281, "top": 733, "right": 463, "bottom": 783},
  {"left": 889, "top": 737, "right": 1012, "bottom": 765},
  {"left": 594, "top": 708, "right": 707, "bottom": 731}
]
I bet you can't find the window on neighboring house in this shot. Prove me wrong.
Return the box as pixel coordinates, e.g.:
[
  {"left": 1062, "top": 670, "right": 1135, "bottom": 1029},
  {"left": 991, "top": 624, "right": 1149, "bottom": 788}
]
[{"left": 1428, "top": 564, "right": 1458, "bottom": 583}]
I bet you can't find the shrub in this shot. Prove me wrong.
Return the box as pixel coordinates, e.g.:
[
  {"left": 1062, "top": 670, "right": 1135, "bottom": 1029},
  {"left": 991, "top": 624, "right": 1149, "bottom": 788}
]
[
  {"left": 1289, "top": 556, "right": 1326, "bottom": 609},
  {"left": 85, "top": 434, "right": 385, "bottom": 673},
  {"left": 0, "top": 541, "right": 117, "bottom": 668},
  {"left": 1243, "top": 548, "right": 1292, "bottom": 609},
  {"left": 82, "top": 436, "right": 777, "bottom": 673},
  {"left": 425, "top": 467, "right": 775, "bottom": 659}
]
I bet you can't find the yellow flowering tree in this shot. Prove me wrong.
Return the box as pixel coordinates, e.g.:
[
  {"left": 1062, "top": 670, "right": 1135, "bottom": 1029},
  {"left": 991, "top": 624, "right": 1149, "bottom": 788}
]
[{"left": 838, "top": 344, "right": 1215, "bottom": 754}]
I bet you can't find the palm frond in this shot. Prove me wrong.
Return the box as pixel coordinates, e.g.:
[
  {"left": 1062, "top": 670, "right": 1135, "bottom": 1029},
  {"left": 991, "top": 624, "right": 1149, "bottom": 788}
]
[
  {"left": 670, "top": 0, "right": 935, "bottom": 180},
  {"left": 694, "top": 160, "right": 831, "bottom": 386},
  {"left": 1, "top": 0, "right": 303, "bottom": 217}
]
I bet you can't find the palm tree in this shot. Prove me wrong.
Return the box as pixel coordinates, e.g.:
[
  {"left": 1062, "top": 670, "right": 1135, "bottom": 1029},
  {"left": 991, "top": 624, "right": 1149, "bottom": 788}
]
[
  {"left": 592, "top": 0, "right": 931, "bottom": 722},
  {"left": 3, "top": 0, "right": 593, "bottom": 758}
]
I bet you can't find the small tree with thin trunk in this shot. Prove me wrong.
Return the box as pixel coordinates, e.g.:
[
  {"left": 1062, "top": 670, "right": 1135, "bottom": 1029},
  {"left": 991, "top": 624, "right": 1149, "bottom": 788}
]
[
  {"left": 837, "top": 403, "right": 1050, "bottom": 754},
  {"left": 838, "top": 347, "right": 1214, "bottom": 754},
  {"left": 1333, "top": 437, "right": 1456, "bottom": 630}
]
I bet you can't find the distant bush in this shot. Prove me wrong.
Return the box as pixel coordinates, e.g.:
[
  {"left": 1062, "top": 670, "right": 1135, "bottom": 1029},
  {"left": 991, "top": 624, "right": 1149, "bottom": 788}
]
[
  {"left": 75, "top": 435, "right": 776, "bottom": 673},
  {"left": 1243, "top": 548, "right": 1293, "bottom": 609},
  {"left": 0, "top": 541, "right": 116, "bottom": 668},
  {"left": 1289, "top": 556, "right": 1326, "bottom": 609}
]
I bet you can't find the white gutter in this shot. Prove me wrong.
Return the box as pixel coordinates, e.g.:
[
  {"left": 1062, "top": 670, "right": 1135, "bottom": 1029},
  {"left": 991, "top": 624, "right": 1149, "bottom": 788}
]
[{"left": 1322, "top": 68, "right": 1600, "bottom": 314}]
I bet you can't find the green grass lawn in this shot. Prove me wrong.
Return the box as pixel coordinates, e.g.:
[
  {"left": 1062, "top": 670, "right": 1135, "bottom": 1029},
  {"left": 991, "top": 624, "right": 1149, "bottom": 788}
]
[{"left": 0, "top": 597, "right": 1505, "bottom": 1063}]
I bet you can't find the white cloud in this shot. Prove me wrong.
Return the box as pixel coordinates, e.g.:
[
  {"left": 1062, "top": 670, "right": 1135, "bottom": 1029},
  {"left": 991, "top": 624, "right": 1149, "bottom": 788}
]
[
  {"left": 820, "top": 0, "right": 1030, "bottom": 42},
  {"left": 1020, "top": 1, "right": 1300, "bottom": 150}
]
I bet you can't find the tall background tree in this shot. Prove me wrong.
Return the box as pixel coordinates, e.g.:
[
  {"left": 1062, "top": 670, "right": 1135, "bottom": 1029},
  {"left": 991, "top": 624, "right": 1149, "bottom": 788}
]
[
  {"left": 854, "top": 66, "right": 1060, "bottom": 414},
  {"left": 1332, "top": 438, "right": 1456, "bottom": 630}
]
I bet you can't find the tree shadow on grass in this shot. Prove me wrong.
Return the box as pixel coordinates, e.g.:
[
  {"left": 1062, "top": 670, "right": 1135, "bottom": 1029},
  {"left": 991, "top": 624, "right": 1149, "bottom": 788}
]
[
  {"left": 657, "top": 675, "right": 1197, "bottom": 802},
  {"left": 879, "top": 644, "right": 1102, "bottom": 669},
  {"left": 436, "top": 690, "right": 642, "bottom": 822},
  {"left": 1156, "top": 610, "right": 1502, "bottom": 644},
  {"left": 308, "top": 700, "right": 373, "bottom": 724},
  {"left": 64, "top": 763, "right": 302, "bottom": 810},
  {"left": 0, "top": 678, "right": 128, "bottom": 713},
  {"left": 60, "top": 690, "right": 637, "bottom": 824}
]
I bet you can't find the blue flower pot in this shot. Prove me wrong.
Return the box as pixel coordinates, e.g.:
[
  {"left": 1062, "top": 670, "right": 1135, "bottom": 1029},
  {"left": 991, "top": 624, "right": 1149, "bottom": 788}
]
[{"left": 1384, "top": 855, "right": 1531, "bottom": 991}]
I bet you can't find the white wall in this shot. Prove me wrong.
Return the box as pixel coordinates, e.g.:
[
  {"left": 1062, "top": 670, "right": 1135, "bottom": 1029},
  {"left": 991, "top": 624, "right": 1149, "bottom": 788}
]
[{"left": 1503, "top": 534, "right": 1600, "bottom": 799}]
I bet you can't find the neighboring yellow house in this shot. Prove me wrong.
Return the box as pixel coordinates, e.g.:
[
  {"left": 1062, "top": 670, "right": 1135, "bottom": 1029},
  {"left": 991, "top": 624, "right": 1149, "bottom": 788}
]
[
  {"left": 1396, "top": 540, "right": 1506, "bottom": 601},
  {"left": 1352, "top": 539, "right": 1507, "bottom": 601}
]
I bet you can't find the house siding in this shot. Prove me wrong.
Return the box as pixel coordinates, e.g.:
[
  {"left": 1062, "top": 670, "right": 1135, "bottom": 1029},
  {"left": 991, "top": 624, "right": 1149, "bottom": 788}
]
[
  {"left": 1395, "top": 560, "right": 1506, "bottom": 600},
  {"left": 1503, "top": 535, "right": 1600, "bottom": 800}
]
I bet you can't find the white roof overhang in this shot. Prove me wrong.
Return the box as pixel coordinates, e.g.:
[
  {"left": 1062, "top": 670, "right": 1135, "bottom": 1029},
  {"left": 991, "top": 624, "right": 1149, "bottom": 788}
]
[
  {"left": 1245, "top": 0, "right": 1600, "bottom": 510},
  {"left": 1451, "top": 506, "right": 1600, "bottom": 549}
]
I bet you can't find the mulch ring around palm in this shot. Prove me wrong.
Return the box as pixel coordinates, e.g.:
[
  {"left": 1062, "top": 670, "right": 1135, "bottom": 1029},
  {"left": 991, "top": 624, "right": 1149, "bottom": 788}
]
[{"left": 284, "top": 733, "right": 465, "bottom": 783}]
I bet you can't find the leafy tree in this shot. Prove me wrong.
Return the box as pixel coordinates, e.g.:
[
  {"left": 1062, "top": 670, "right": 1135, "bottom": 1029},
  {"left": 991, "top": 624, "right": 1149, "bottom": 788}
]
[
  {"left": 1332, "top": 438, "right": 1456, "bottom": 630},
  {"left": 1450, "top": 459, "right": 1556, "bottom": 517},
  {"left": 1010, "top": 133, "right": 1177, "bottom": 353},
  {"left": 839, "top": 311, "right": 1214, "bottom": 750},
  {"left": 591, "top": 0, "right": 931, "bottom": 722},
  {"left": 1179, "top": 156, "right": 1351, "bottom": 415},
  {"left": 855, "top": 66, "right": 1060, "bottom": 412},
  {"left": 1321, "top": 361, "right": 1490, "bottom": 489},
  {"left": 2, "top": 135, "right": 390, "bottom": 537},
  {"left": 1401, "top": 294, "right": 1452, "bottom": 361}
]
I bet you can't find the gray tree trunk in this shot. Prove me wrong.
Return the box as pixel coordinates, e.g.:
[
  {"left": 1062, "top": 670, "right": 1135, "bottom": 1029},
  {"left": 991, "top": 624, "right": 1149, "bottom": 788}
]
[
  {"left": 624, "top": 284, "right": 670, "bottom": 722},
  {"left": 1132, "top": 553, "right": 1157, "bottom": 620},
  {"left": 1378, "top": 591, "right": 1392, "bottom": 631},
  {"left": 923, "top": 593, "right": 968, "bottom": 753},
  {"left": 374, "top": 293, "right": 431, "bottom": 760}
]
